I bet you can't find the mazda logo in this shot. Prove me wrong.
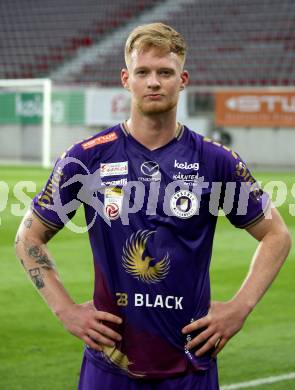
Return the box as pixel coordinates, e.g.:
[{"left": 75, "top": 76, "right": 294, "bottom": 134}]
[{"left": 140, "top": 161, "right": 159, "bottom": 176}]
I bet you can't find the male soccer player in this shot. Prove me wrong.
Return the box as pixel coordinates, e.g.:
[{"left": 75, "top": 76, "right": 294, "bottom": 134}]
[{"left": 15, "top": 23, "right": 291, "bottom": 389}]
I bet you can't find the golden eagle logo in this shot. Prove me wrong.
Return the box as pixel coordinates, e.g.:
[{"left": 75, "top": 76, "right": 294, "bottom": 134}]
[{"left": 122, "top": 230, "right": 170, "bottom": 284}]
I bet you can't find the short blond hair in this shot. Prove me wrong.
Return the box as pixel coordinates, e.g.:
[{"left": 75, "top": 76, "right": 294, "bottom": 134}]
[{"left": 125, "top": 23, "right": 187, "bottom": 67}]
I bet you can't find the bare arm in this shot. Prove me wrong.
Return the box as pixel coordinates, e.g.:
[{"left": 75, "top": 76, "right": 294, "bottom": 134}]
[
  {"left": 182, "top": 207, "right": 292, "bottom": 356},
  {"left": 15, "top": 209, "right": 122, "bottom": 351}
]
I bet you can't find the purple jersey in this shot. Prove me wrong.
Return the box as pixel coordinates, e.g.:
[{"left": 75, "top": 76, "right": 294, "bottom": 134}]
[{"left": 32, "top": 124, "right": 269, "bottom": 379}]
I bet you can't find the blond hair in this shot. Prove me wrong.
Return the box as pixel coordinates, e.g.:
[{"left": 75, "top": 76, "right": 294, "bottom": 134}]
[{"left": 125, "top": 23, "right": 187, "bottom": 67}]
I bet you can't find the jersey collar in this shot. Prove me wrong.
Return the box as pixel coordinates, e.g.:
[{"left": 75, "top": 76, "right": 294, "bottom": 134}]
[{"left": 120, "top": 121, "right": 185, "bottom": 141}]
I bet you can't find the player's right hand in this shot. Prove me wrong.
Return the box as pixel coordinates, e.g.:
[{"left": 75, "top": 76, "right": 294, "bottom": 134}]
[{"left": 58, "top": 301, "right": 123, "bottom": 351}]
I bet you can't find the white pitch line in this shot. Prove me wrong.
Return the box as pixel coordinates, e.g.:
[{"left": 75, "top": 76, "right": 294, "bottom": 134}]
[{"left": 221, "top": 372, "right": 295, "bottom": 390}]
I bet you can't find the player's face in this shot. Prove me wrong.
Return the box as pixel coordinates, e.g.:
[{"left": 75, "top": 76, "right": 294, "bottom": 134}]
[{"left": 121, "top": 48, "right": 189, "bottom": 115}]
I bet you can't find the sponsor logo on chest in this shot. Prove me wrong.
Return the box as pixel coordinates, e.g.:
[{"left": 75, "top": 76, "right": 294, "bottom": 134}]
[
  {"left": 100, "top": 161, "right": 128, "bottom": 177},
  {"left": 82, "top": 131, "right": 118, "bottom": 149},
  {"left": 101, "top": 178, "right": 128, "bottom": 187},
  {"left": 139, "top": 161, "right": 161, "bottom": 182},
  {"left": 104, "top": 187, "right": 124, "bottom": 220},
  {"left": 115, "top": 292, "right": 183, "bottom": 310},
  {"left": 173, "top": 160, "right": 199, "bottom": 182},
  {"left": 174, "top": 160, "right": 199, "bottom": 171}
]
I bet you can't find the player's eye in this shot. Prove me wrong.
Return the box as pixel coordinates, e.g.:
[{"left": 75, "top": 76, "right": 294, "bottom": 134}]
[
  {"left": 136, "top": 70, "right": 147, "bottom": 76},
  {"left": 159, "top": 70, "right": 172, "bottom": 76}
]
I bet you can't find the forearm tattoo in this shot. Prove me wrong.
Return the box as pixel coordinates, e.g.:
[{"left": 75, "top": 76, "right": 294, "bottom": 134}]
[
  {"left": 27, "top": 245, "right": 55, "bottom": 270},
  {"left": 28, "top": 268, "right": 45, "bottom": 289},
  {"left": 23, "top": 218, "right": 33, "bottom": 229}
]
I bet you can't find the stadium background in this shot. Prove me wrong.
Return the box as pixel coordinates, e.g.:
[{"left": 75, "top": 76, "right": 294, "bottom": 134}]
[{"left": 0, "top": 0, "right": 294, "bottom": 389}]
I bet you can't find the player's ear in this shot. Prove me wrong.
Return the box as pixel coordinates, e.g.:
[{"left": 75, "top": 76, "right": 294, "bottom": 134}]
[
  {"left": 121, "top": 68, "right": 130, "bottom": 90},
  {"left": 180, "top": 70, "right": 189, "bottom": 90}
]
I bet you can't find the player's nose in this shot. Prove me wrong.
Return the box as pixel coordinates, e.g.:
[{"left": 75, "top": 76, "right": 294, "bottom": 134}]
[{"left": 147, "top": 72, "right": 161, "bottom": 89}]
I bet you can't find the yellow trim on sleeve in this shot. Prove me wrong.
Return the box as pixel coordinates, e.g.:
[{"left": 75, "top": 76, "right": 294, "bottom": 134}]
[
  {"left": 31, "top": 207, "right": 62, "bottom": 230},
  {"left": 236, "top": 199, "right": 271, "bottom": 229}
]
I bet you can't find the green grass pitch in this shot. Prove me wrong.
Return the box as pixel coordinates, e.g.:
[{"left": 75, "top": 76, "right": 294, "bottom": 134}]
[{"left": 0, "top": 166, "right": 294, "bottom": 389}]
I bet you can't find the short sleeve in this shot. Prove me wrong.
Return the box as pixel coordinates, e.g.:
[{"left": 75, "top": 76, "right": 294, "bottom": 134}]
[
  {"left": 31, "top": 151, "right": 84, "bottom": 230},
  {"left": 218, "top": 150, "right": 270, "bottom": 229}
]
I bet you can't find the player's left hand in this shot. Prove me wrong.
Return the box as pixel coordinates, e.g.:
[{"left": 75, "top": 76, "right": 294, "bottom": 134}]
[{"left": 181, "top": 300, "right": 249, "bottom": 357}]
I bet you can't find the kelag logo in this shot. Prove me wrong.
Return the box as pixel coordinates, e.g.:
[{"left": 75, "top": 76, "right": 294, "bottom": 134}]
[
  {"left": 174, "top": 160, "right": 199, "bottom": 171},
  {"left": 0, "top": 92, "right": 83, "bottom": 125},
  {"left": 15, "top": 93, "right": 43, "bottom": 124}
]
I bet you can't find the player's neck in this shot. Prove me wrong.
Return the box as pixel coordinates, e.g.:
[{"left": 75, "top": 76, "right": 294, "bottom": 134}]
[{"left": 126, "top": 111, "right": 179, "bottom": 150}]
